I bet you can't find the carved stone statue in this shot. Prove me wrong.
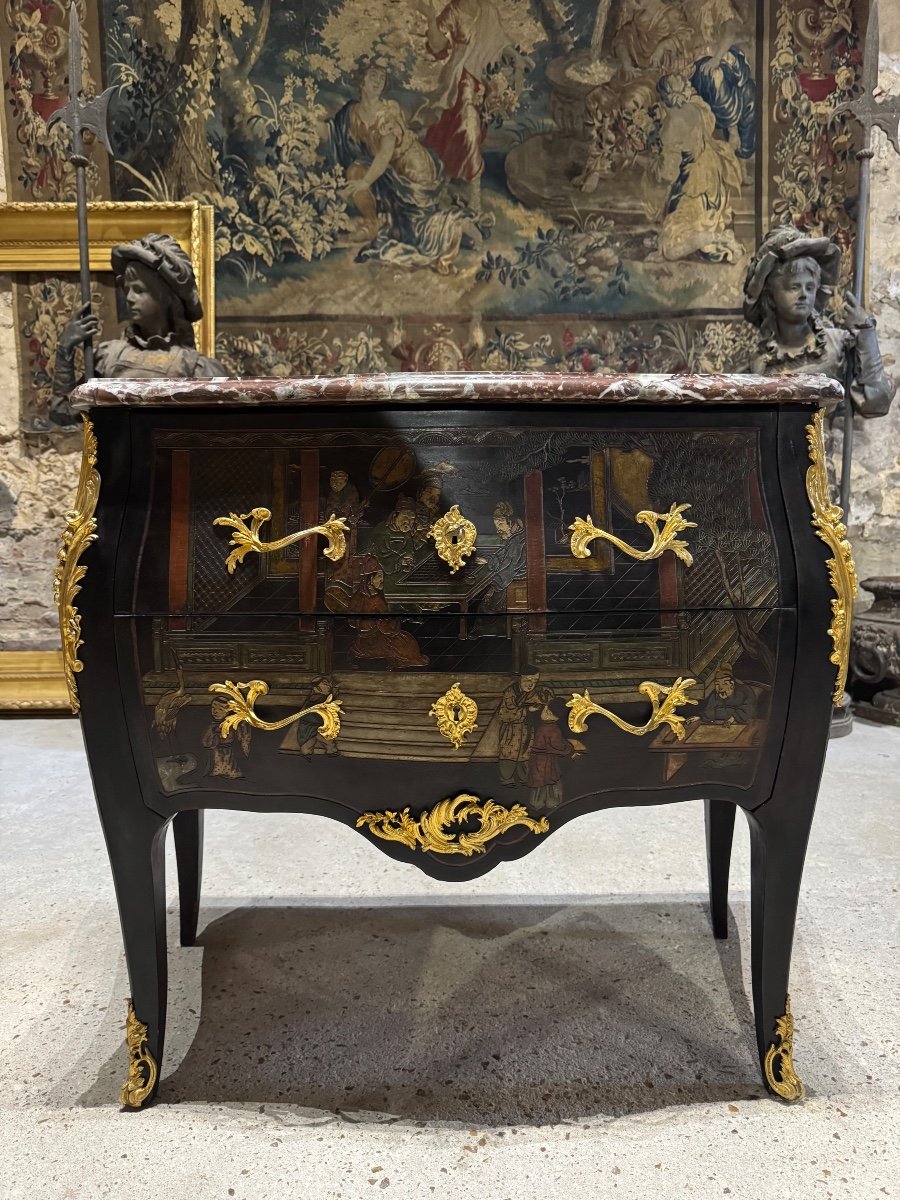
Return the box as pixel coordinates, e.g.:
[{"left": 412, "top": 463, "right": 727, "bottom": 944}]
[
  {"left": 743, "top": 224, "right": 897, "bottom": 734},
  {"left": 743, "top": 224, "right": 896, "bottom": 420},
  {"left": 50, "top": 232, "right": 224, "bottom": 427}
]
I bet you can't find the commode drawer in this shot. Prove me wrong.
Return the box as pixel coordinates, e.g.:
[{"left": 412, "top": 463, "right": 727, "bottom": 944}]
[
  {"left": 122, "top": 605, "right": 792, "bottom": 810},
  {"left": 123, "top": 413, "right": 788, "bottom": 619}
]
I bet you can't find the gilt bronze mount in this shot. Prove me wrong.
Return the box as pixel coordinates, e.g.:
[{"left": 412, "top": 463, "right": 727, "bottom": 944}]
[
  {"left": 763, "top": 994, "right": 804, "bottom": 1101},
  {"left": 567, "top": 677, "right": 698, "bottom": 739},
  {"left": 119, "top": 999, "right": 158, "bottom": 1109},
  {"left": 428, "top": 682, "right": 479, "bottom": 749},
  {"left": 357, "top": 793, "right": 550, "bottom": 856},
  {"left": 805, "top": 410, "right": 858, "bottom": 704},
  {"left": 428, "top": 505, "right": 477, "bottom": 573},
  {"left": 54, "top": 416, "right": 100, "bottom": 713},
  {"left": 569, "top": 503, "right": 696, "bottom": 566}
]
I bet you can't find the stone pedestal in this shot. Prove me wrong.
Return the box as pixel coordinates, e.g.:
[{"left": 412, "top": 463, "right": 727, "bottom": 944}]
[
  {"left": 850, "top": 577, "right": 900, "bottom": 727},
  {"left": 829, "top": 693, "right": 854, "bottom": 738}
]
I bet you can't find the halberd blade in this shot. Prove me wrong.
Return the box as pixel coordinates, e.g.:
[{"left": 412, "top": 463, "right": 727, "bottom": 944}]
[
  {"left": 45, "top": 4, "right": 113, "bottom": 153},
  {"left": 46, "top": 4, "right": 81, "bottom": 134},
  {"left": 46, "top": 98, "right": 76, "bottom": 134},
  {"left": 830, "top": 0, "right": 900, "bottom": 151},
  {"left": 860, "top": 0, "right": 881, "bottom": 100},
  {"left": 79, "top": 88, "right": 115, "bottom": 153},
  {"left": 871, "top": 110, "right": 900, "bottom": 156}
]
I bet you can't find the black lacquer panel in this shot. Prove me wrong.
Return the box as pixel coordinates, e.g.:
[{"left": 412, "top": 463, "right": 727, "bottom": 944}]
[{"left": 124, "top": 408, "right": 790, "bottom": 618}]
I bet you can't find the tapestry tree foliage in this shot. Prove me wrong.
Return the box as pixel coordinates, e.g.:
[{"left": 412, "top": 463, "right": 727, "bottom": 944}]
[
  {"left": 107, "top": 0, "right": 554, "bottom": 280},
  {"left": 109, "top": 0, "right": 349, "bottom": 277}
]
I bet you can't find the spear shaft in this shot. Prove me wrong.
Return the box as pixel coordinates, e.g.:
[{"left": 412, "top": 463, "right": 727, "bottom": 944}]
[
  {"left": 72, "top": 112, "right": 95, "bottom": 378},
  {"left": 839, "top": 135, "right": 871, "bottom": 519},
  {"left": 47, "top": 4, "right": 114, "bottom": 382},
  {"left": 832, "top": 0, "right": 900, "bottom": 518}
]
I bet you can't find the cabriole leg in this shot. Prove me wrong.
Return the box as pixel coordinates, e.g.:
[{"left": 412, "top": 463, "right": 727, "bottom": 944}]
[
  {"left": 705, "top": 799, "right": 736, "bottom": 939},
  {"left": 747, "top": 804, "right": 811, "bottom": 1101},
  {"left": 97, "top": 807, "right": 169, "bottom": 1109},
  {"left": 173, "top": 809, "right": 204, "bottom": 947}
]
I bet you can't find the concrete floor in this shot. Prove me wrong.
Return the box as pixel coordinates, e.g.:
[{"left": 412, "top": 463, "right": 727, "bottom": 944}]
[{"left": 0, "top": 718, "right": 897, "bottom": 1200}]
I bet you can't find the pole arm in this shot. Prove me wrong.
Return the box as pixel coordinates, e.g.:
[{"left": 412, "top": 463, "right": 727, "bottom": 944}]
[
  {"left": 46, "top": 4, "right": 115, "bottom": 383},
  {"left": 830, "top": 1, "right": 900, "bottom": 520}
]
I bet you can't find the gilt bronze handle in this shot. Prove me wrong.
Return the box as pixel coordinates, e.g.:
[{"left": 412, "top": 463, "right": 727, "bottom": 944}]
[
  {"left": 569, "top": 503, "right": 696, "bottom": 566},
  {"left": 213, "top": 507, "right": 349, "bottom": 574},
  {"left": 428, "top": 505, "right": 477, "bottom": 574},
  {"left": 567, "top": 677, "right": 698, "bottom": 740},
  {"left": 208, "top": 679, "right": 342, "bottom": 740}
]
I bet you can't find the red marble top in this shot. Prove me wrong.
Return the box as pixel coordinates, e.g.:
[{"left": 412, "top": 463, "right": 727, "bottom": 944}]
[{"left": 70, "top": 370, "right": 844, "bottom": 410}]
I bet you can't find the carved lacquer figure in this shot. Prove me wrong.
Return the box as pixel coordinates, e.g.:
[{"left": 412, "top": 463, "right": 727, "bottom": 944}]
[
  {"left": 526, "top": 699, "right": 586, "bottom": 813},
  {"left": 411, "top": 471, "right": 445, "bottom": 543},
  {"left": 691, "top": 663, "right": 756, "bottom": 726},
  {"left": 279, "top": 677, "right": 340, "bottom": 757},
  {"left": 334, "top": 555, "right": 430, "bottom": 668},
  {"left": 474, "top": 500, "right": 527, "bottom": 617},
  {"left": 202, "top": 697, "right": 251, "bottom": 779},
  {"left": 486, "top": 665, "right": 544, "bottom": 786}
]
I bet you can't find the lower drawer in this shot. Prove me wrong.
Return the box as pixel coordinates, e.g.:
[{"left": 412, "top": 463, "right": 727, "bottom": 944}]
[{"left": 123, "top": 609, "right": 793, "bottom": 815}]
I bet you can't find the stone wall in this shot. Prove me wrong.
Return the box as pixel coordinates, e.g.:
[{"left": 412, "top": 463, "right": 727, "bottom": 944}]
[
  {"left": 849, "top": 6, "right": 900, "bottom": 580},
  {"left": 1, "top": 45, "right": 899, "bottom": 651}
]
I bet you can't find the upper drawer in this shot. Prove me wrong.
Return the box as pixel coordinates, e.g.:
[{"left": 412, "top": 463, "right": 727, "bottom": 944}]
[{"left": 123, "top": 411, "right": 788, "bottom": 617}]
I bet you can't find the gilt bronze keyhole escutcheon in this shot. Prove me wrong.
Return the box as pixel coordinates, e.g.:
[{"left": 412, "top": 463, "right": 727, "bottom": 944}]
[
  {"left": 428, "top": 506, "right": 477, "bottom": 574},
  {"left": 429, "top": 682, "right": 479, "bottom": 749}
]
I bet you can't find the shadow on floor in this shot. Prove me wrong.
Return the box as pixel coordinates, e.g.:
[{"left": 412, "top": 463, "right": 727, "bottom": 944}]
[{"left": 80, "top": 899, "right": 765, "bottom": 1123}]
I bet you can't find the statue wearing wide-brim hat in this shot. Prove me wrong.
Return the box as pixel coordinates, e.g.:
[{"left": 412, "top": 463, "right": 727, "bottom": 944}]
[
  {"left": 110, "top": 233, "right": 205, "bottom": 325},
  {"left": 50, "top": 232, "right": 224, "bottom": 427},
  {"left": 743, "top": 223, "right": 895, "bottom": 420}
]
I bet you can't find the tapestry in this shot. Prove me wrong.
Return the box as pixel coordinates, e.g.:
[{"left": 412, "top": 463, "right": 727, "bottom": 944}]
[{"left": 1, "top": 0, "right": 869, "bottom": 410}]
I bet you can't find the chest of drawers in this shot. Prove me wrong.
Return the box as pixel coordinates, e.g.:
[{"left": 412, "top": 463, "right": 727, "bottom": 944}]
[{"left": 62, "top": 371, "right": 849, "bottom": 1108}]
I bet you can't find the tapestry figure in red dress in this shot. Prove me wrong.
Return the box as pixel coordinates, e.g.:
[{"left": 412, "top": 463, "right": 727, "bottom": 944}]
[{"left": 418, "top": 0, "right": 521, "bottom": 185}]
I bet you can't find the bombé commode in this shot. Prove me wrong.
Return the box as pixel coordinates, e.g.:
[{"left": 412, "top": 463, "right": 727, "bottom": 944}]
[{"left": 58, "top": 370, "right": 850, "bottom": 1108}]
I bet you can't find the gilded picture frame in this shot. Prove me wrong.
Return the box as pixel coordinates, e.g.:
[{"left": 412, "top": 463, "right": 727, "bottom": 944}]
[
  {"left": 0, "top": 200, "right": 214, "bottom": 711},
  {"left": 0, "top": 199, "right": 216, "bottom": 355}
]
